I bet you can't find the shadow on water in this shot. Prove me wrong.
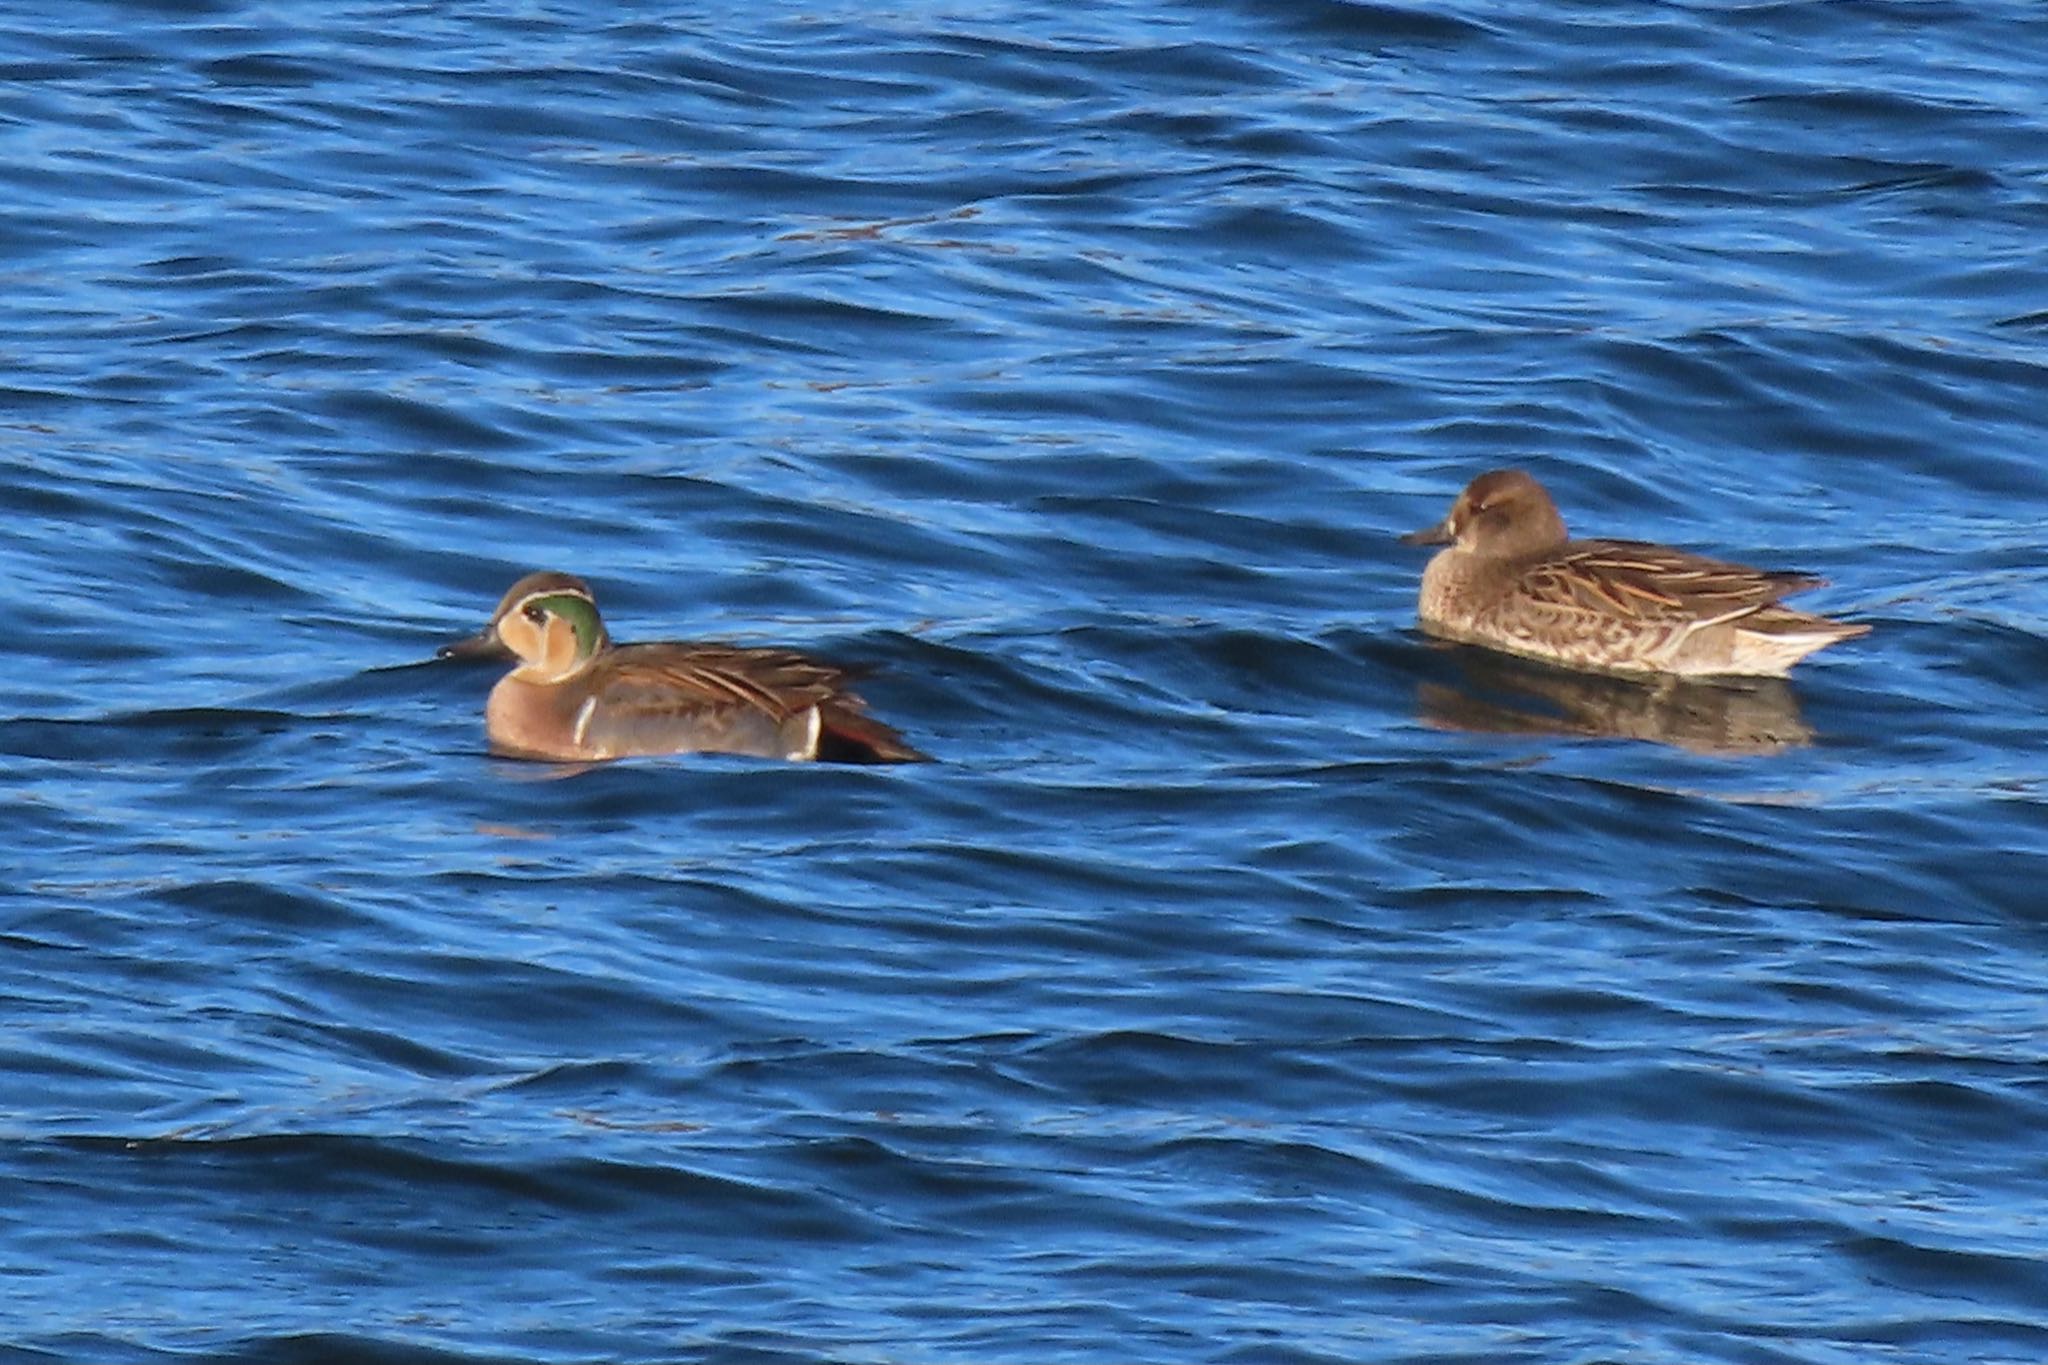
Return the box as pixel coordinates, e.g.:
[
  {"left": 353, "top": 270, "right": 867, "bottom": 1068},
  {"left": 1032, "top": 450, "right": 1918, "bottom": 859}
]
[{"left": 1413, "top": 642, "right": 1817, "bottom": 757}]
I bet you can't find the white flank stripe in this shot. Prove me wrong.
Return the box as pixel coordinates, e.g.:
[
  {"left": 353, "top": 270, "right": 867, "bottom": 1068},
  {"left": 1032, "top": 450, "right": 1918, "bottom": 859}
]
[{"left": 791, "top": 706, "right": 822, "bottom": 761}]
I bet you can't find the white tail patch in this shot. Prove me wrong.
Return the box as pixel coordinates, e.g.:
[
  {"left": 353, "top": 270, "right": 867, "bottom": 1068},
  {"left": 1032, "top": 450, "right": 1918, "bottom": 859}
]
[
  {"left": 1728, "top": 627, "right": 1855, "bottom": 678},
  {"left": 784, "top": 706, "right": 822, "bottom": 761}
]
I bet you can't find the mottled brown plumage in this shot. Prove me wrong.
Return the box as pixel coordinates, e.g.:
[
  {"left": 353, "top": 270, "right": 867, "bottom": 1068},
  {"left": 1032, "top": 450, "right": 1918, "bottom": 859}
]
[
  {"left": 1401, "top": 470, "right": 1867, "bottom": 678},
  {"left": 441, "top": 571, "right": 929, "bottom": 763}
]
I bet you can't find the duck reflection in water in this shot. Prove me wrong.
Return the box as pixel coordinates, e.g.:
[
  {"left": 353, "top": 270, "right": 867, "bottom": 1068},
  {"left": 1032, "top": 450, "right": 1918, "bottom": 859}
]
[{"left": 1414, "top": 645, "right": 1815, "bottom": 756}]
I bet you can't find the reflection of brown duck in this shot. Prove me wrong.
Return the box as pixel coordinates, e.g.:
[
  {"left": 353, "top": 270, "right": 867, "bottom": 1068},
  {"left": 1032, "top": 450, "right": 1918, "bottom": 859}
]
[
  {"left": 441, "top": 572, "right": 929, "bottom": 763},
  {"left": 1403, "top": 470, "right": 1867, "bottom": 678},
  {"left": 1416, "top": 648, "right": 1815, "bottom": 756}
]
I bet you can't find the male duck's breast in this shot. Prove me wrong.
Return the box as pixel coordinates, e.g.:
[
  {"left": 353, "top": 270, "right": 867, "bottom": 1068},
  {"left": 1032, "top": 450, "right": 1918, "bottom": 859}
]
[{"left": 484, "top": 677, "right": 594, "bottom": 760}]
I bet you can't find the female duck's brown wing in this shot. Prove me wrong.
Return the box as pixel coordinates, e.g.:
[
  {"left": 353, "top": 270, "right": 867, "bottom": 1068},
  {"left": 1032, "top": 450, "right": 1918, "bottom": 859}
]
[
  {"left": 1515, "top": 539, "right": 1823, "bottom": 627},
  {"left": 588, "top": 643, "right": 928, "bottom": 763}
]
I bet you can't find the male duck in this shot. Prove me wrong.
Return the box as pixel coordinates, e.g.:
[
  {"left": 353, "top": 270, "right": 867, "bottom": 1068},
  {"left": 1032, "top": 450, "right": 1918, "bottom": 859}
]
[
  {"left": 1401, "top": 469, "right": 1868, "bottom": 678},
  {"left": 441, "top": 571, "right": 929, "bottom": 763}
]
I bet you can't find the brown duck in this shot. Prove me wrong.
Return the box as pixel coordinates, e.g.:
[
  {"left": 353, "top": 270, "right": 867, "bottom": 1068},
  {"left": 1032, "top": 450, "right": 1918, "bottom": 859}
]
[
  {"left": 1401, "top": 469, "right": 1868, "bottom": 678},
  {"left": 441, "top": 571, "right": 929, "bottom": 763}
]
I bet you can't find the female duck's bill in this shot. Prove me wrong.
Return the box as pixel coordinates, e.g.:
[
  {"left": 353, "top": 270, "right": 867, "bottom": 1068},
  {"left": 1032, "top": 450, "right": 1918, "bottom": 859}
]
[
  {"left": 1401, "top": 469, "right": 1868, "bottom": 679},
  {"left": 442, "top": 570, "right": 930, "bottom": 764}
]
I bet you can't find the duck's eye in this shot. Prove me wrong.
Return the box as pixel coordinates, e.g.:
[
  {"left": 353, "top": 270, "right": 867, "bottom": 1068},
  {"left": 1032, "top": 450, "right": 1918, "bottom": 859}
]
[{"left": 521, "top": 603, "right": 548, "bottom": 625}]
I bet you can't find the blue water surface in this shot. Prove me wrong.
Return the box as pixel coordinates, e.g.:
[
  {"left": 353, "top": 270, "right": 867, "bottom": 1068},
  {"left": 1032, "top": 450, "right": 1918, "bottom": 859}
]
[{"left": 4, "top": 2, "right": 2046, "bottom": 1362}]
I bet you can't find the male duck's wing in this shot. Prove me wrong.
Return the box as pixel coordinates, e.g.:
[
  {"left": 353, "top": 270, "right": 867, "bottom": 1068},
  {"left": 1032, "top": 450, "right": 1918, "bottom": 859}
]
[
  {"left": 585, "top": 643, "right": 927, "bottom": 762},
  {"left": 602, "top": 643, "right": 854, "bottom": 714},
  {"left": 579, "top": 643, "right": 855, "bottom": 759}
]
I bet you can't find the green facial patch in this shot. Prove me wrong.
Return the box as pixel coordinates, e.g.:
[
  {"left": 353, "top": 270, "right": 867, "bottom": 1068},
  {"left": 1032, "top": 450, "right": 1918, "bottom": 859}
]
[{"left": 535, "top": 593, "right": 605, "bottom": 658}]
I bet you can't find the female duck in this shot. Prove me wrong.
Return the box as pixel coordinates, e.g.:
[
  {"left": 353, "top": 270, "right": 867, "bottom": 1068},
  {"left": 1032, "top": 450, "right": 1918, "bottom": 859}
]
[
  {"left": 1402, "top": 469, "right": 1867, "bottom": 678},
  {"left": 441, "top": 571, "right": 929, "bottom": 763}
]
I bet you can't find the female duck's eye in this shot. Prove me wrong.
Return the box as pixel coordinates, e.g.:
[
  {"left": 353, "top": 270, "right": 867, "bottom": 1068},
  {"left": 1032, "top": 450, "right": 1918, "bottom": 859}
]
[{"left": 521, "top": 603, "right": 547, "bottom": 625}]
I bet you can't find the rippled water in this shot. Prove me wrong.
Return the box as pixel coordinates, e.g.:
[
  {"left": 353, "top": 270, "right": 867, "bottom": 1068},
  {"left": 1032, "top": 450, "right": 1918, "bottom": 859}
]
[{"left": 5, "top": 3, "right": 2047, "bottom": 1362}]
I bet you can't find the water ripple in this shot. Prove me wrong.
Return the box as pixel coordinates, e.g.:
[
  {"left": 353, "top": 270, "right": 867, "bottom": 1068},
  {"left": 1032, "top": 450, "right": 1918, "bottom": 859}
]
[{"left": 4, "top": 2, "right": 2046, "bottom": 1362}]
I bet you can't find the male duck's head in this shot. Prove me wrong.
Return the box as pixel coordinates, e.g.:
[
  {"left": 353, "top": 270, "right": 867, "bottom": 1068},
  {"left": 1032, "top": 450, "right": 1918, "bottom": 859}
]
[{"left": 441, "top": 570, "right": 611, "bottom": 682}]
